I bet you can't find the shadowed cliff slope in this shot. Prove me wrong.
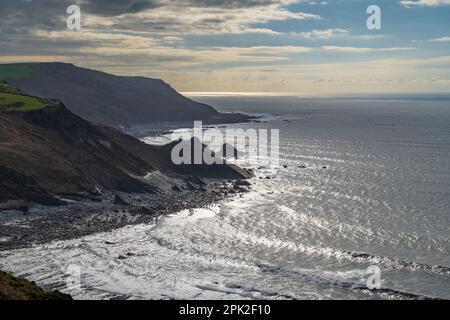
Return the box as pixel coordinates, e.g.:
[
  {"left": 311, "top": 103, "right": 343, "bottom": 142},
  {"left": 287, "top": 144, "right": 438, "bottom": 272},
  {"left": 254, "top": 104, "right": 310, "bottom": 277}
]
[
  {"left": 0, "top": 85, "right": 251, "bottom": 206},
  {"left": 0, "top": 63, "right": 250, "bottom": 129}
]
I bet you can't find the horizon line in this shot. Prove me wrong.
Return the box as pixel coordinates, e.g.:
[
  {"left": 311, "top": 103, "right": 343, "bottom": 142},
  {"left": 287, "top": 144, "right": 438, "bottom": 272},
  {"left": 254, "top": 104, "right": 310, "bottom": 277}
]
[{"left": 182, "top": 91, "right": 450, "bottom": 98}]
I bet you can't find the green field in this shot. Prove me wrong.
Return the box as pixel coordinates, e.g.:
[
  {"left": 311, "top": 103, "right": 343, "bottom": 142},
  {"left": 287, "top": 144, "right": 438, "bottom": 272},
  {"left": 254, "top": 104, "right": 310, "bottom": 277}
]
[
  {"left": 0, "top": 92, "right": 45, "bottom": 111},
  {"left": 0, "top": 64, "right": 33, "bottom": 80}
]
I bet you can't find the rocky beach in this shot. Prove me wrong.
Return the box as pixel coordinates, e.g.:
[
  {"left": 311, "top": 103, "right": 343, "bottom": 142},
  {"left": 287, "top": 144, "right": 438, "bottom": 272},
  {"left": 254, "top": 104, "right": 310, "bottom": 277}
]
[{"left": 0, "top": 179, "right": 251, "bottom": 252}]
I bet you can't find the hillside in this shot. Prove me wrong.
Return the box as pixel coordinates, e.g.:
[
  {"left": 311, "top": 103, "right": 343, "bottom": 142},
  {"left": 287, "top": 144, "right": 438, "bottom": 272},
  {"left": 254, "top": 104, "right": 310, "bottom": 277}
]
[
  {"left": 0, "top": 271, "right": 71, "bottom": 300},
  {"left": 0, "top": 84, "right": 251, "bottom": 206},
  {"left": 0, "top": 63, "right": 250, "bottom": 129}
]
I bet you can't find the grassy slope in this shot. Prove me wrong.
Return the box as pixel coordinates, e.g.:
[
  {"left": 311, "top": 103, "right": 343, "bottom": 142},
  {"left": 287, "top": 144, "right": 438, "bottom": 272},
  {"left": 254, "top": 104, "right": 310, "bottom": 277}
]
[
  {"left": 0, "top": 81, "right": 46, "bottom": 111},
  {"left": 0, "top": 270, "right": 71, "bottom": 300},
  {"left": 0, "top": 82, "right": 19, "bottom": 93},
  {"left": 0, "top": 92, "right": 45, "bottom": 111},
  {"left": 0, "top": 64, "right": 33, "bottom": 80}
]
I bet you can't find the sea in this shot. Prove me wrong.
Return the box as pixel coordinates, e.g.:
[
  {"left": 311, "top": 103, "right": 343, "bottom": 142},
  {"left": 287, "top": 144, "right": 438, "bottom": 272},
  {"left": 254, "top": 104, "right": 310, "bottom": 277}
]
[{"left": 1, "top": 95, "right": 449, "bottom": 300}]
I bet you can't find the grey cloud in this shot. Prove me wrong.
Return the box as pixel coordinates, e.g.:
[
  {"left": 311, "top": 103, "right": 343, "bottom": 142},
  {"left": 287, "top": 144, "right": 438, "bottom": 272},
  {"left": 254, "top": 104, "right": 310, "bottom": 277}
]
[
  {"left": 79, "top": 0, "right": 161, "bottom": 16},
  {"left": 187, "top": 0, "right": 282, "bottom": 8},
  {"left": 0, "top": 0, "right": 72, "bottom": 31},
  {"left": 0, "top": 0, "right": 160, "bottom": 32},
  {"left": 1, "top": 0, "right": 318, "bottom": 67},
  {"left": 0, "top": 0, "right": 305, "bottom": 34}
]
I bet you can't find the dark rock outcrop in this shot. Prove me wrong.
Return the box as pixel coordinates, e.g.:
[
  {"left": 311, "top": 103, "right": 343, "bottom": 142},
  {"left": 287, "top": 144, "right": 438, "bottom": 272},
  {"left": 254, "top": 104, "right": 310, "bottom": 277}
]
[{"left": 155, "top": 138, "right": 253, "bottom": 180}]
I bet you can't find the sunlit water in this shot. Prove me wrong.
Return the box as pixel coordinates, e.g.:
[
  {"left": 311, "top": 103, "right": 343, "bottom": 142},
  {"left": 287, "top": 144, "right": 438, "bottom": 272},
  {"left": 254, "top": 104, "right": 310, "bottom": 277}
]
[{"left": 1, "top": 96, "right": 449, "bottom": 300}]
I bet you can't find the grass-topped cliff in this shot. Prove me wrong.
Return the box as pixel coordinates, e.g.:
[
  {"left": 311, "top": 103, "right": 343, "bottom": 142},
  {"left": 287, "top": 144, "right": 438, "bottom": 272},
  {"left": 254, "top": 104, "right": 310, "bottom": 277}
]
[
  {"left": 0, "top": 270, "right": 71, "bottom": 300},
  {"left": 0, "top": 81, "right": 46, "bottom": 111}
]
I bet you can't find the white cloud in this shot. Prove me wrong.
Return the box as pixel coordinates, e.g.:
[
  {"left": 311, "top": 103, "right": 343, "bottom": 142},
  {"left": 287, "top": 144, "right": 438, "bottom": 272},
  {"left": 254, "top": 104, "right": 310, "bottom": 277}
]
[
  {"left": 305, "top": 1, "right": 328, "bottom": 5},
  {"left": 429, "top": 36, "right": 450, "bottom": 42},
  {"left": 321, "top": 46, "right": 416, "bottom": 53},
  {"left": 351, "top": 34, "right": 386, "bottom": 40},
  {"left": 294, "top": 28, "right": 349, "bottom": 39},
  {"left": 163, "top": 36, "right": 183, "bottom": 45},
  {"left": 400, "top": 0, "right": 450, "bottom": 7}
]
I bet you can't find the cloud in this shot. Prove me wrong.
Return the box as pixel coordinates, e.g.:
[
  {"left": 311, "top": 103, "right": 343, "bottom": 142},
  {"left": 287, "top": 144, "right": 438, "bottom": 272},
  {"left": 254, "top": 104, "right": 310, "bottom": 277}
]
[
  {"left": 153, "top": 55, "right": 450, "bottom": 94},
  {"left": 351, "top": 34, "right": 386, "bottom": 40},
  {"left": 79, "top": 0, "right": 161, "bottom": 17},
  {"left": 32, "top": 30, "right": 159, "bottom": 49},
  {"left": 400, "top": 0, "right": 450, "bottom": 7},
  {"left": 8, "top": 29, "right": 315, "bottom": 65},
  {"left": 429, "top": 36, "right": 450, "bottom": 42},
  {"left": 306, "top": 1, "right": 328, "bottom": 5},
  {"left": 0, "top": 0, "right": 320, "bottom": 36},
  {"left": 1, "top": 0, "right": 448, "bottom": 94},
  {"left": 321, "top": 46, "right": 416, "bottom": 53},
  {"left": 84, "top": 2, "right": 320, "bottom": 36},
  {"left": 0, "top": 55, "right": 70, "bottom": 63},
  {"left": 23, "top": 29, "right": 412, "bottom": 64},
  {"left": 294, "top": 28, "right": 349, "bottom": 39},
  {"left": 293, "top": 29, "right": 387, "bottom": 41},
  {"left": 163, "top": 36, "right": 183, "bottom": 44},
  {"left": 295, "top": 0, "right": 327, "bottom": 5}
]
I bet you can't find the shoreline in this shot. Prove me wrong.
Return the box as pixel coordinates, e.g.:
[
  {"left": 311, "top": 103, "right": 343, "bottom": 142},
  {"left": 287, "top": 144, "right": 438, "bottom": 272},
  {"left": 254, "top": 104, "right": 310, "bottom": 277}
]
[{"left": 0, "top": 179, "right": 251, "bottom": 252}]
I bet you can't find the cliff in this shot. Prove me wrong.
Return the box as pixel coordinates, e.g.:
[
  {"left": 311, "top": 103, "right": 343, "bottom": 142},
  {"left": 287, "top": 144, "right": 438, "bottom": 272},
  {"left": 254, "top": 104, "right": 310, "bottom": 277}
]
[
  {"left": 0, "top": 85, "right": 251, "bottom": 206},
  {"left": 0, "top": 63, "right": 251, "bottom": 129}
]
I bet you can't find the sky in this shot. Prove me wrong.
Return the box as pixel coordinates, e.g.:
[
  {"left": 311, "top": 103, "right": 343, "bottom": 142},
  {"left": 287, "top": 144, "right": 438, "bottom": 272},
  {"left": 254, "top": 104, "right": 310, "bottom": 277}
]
[{"left": 1, "top": 0, "right": 450, "bottom": 94}]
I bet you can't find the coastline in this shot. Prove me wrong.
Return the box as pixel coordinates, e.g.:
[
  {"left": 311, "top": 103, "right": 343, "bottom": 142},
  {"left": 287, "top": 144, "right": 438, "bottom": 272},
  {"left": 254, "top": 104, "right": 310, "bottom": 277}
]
[
  {"left": 0, "top": 119, "right": 255, "bottom": 299},
  {"left": 124, "top": 116, "right": 258, "bottom": 139},
  {"left": 0, "top": 114, "right": 258, "bottom": 251},
  {"left": 0, "top": 179, "right": 251, "bottom": 252},
  {"left": 0, "top": 176, "right": 252, "bottom": 300}
]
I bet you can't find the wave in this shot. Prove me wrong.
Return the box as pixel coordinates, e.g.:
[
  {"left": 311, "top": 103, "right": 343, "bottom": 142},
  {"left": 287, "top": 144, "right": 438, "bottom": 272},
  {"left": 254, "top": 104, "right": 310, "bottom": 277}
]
[
  {"left": 343, "top": 251, "right": 450, "bottom": 275},
  {"left": 196, "top": 284, "right": 297, "bottom": 300},
  {"left": 256, "top": 263, "right": 440, "bottom": 300},
  {"left": 206, "top": 216, "right": 450, "bottom": 277}
]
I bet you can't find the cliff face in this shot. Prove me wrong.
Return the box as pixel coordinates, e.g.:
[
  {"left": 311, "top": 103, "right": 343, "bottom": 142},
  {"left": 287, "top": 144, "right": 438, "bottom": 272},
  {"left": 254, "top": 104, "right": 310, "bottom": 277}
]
[
  {"left": 0, "top": 102, "right": 157, "bottom": 200},
  {"left": 0, "top": 63, "right": 250, "bottom": 129},
  {"left": 0, "top": 87, "right": 251, "bottom": 206}
]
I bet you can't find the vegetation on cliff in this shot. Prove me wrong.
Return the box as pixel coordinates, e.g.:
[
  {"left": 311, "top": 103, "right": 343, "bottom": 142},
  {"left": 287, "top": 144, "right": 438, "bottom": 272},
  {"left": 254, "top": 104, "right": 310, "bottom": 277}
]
[{"left": 0, "top": 270, "right": 71, "bottom": 300}]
